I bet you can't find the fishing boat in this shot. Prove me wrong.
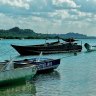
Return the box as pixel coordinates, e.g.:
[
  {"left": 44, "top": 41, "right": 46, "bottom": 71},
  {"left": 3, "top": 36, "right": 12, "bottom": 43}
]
[
  {"left": 11, "top": 38, "right": 82, "bottom": 55},
  {"left": 0, "top": 59, "right": 37, "bottom": 86},
  {"left": 84, "top": 43, "right": 96, "bottom": 52},
  {"left": 13, "top": 57, "right": 60, "bottom": 73}
]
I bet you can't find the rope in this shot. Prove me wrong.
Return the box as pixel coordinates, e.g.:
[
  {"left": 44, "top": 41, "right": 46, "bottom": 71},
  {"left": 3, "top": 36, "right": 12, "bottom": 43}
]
[
  {"left": 0, "top": 48, "right": 14, "bottom": 57},
  {"left": 0, "top": 56, "right": 16, "bottom": 72},
  {"left": 0, "top": 48, "right": 16, "bottom": 71}
]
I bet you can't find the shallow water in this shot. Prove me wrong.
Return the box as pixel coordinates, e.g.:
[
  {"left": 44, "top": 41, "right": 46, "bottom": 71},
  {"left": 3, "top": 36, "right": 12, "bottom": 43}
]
[{"left": 0, "top": 39, "right": 96, "bottom": 96}]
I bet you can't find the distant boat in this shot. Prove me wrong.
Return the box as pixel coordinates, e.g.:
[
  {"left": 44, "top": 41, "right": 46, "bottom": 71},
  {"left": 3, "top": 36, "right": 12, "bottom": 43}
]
[
  {"left": 13, "top": 57, "right": 60, "bottom": 73},
  {"left": 11, "top": 38, "right": 82, "bottom": 55},
  {"left": 84, "top": 43, "right": 96, "bottom": 52},
  {"left": 0, "top": 59, "right": 37, "bottom": 86}
]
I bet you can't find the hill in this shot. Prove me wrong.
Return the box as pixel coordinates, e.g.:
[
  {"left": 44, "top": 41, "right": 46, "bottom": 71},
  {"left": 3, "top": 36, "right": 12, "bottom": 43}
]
[
  {"left": 58, "top": 32, "right": 88, "bottom": 39},
  {"left": 0, "top": 27, "right": 95, "bottom": 39},
  {"left": 0, "top": 27, "right": 39, "bottom": 39}
]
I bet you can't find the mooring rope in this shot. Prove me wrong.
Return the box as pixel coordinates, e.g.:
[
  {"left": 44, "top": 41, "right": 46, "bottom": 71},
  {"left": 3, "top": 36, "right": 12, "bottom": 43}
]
[
  {"left": 0, "top": 55, "right": 16, "bottom": 72},
  {"left": 0, "top": 48, "right": 15, "bottom": 57}
]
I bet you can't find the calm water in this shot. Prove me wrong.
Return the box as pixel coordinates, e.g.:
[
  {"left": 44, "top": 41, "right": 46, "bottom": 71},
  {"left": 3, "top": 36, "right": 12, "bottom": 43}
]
[{"left": 0, "top": 39, "right": 96, "bottom": 96}]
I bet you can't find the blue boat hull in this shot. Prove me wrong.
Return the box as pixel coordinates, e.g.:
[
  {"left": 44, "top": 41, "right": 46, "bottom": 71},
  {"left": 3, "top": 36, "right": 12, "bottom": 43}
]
[
  {"left": 14, "top": 58, "right": 60, "bottom": 73},
  {"left": 36, "top": 59, "right": 60, "bottom": 73}
]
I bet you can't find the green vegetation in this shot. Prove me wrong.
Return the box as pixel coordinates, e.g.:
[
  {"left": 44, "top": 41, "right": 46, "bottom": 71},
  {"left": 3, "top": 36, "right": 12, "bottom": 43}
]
[
  {"left": 0, "top": 27, "right": 95, "bottom": 39},
  {"left": 0, "top": 27, "right": 56, "bottom": 39}
]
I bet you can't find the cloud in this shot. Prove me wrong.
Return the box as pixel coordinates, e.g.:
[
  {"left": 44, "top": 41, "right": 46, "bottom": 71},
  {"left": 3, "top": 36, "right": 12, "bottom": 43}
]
[
  {"left": 0, "top": 0, "right": 31, "bottom": 9},
  {"left": 52, "top": 0, "right": 79, "bottom": 9},
  {"left": 74, "top": 0, "right": 96, "bottom": 13},
  {"left": 0, "top": 0, "right": 96, "bottom": 35}
]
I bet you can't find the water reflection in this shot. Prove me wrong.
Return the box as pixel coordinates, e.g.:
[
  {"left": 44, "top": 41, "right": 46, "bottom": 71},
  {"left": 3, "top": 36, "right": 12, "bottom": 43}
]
[
  {"left": 0, "top": 71, "right": 60, "bottom": 96},
  {"left": 0, "top": 82, "right": 36, "bottom": 96},
  {"left": 33, "top": 71, "right": 61, "bottom": 96},
  {"left": 34, "top": 70, "right": 60, "bottom": 82}
]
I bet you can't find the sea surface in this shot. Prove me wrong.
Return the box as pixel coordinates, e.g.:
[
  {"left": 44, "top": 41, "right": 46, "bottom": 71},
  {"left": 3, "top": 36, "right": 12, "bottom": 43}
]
[{"left": 0, "top": 39, "right": 96, "bottom": 96}]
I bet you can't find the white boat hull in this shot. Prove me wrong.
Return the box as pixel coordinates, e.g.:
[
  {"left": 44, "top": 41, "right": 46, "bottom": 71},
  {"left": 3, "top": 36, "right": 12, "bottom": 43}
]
[{"left": 0, "top": 65, "right": 37, "bottom": 85}]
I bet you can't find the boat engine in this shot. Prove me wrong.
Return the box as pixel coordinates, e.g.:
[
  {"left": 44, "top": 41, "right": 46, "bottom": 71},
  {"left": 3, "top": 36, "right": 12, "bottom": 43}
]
[{"left": 84, "top": 43, "right": 91, "bottom": 51}]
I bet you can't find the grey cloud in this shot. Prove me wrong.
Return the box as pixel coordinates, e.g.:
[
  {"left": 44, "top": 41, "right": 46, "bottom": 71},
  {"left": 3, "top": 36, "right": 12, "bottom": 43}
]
[
  {"left": 74, "top": 0, "right": 96, "bottom": 13},
  {"left": 0, "top": 0, "right": 96, "bottom": 36},
  {"left": 0, "top": 0, "right": 30, "bottom": 9}
]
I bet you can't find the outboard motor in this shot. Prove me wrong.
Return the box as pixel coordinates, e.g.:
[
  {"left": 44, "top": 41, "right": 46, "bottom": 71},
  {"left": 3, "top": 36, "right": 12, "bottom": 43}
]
[{"left": 84, "top": 43, "right": 91, "bottom": 51}]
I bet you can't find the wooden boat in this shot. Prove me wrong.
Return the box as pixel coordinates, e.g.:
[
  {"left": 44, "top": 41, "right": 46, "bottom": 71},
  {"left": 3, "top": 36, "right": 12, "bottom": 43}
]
[
  {"left": 0, "top": 60, "right": 37, "bottom": 86},
  {"left": 11, "top": 38, "right": 82, "bottom": 55},
  {"left": 13, "top": 57, "right": 60, "bottom": 73}
]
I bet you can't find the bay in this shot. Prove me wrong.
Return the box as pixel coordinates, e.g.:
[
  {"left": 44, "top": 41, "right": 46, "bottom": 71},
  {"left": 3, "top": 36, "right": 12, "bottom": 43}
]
[{"left": 0, "top": 39, "right": 96, "bottom": 96}]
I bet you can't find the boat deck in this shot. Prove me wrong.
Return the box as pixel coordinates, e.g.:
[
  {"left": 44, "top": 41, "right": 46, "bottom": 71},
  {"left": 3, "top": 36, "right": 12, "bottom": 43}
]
[{"left": 14, "top": 63, "right": 35, "bottom": 68}]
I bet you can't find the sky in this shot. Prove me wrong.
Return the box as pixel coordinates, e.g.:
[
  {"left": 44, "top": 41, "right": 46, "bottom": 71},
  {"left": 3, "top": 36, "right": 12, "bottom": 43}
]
[{"left": 0, "top": 0, "right": 96, "bottom": 36}]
